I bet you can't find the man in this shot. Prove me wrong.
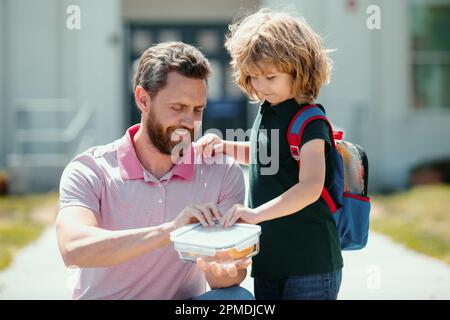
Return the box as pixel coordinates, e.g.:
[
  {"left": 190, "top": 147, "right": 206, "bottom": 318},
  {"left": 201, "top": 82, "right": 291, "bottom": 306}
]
[{"left": 56, "top": 42, "right": 253, "bottom": 300}]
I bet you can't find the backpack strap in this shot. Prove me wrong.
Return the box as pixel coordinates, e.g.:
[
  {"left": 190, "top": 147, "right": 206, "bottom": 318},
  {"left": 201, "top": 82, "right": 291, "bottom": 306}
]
[{"left": 287, "top": 104, "right": 338, "bottom": 213}]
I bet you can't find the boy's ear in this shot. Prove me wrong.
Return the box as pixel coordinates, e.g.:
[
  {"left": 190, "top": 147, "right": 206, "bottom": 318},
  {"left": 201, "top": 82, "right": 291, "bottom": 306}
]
[{"left": 135, "top": 86, "right": 151, "bottom": 113}]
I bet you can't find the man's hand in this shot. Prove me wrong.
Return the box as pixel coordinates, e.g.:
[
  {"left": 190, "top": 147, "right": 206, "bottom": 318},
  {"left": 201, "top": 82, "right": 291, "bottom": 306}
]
[
  {"left": 171, "top": 203, "right": 222, "bottom": 229},
  {"left": 197, "top": 258, "right": 251, "bottom": 277},
  {"left": 219, "top": 204, "right": 261, "bottom": 227},
  {"left": 197, "top": 257, "right": 251, "bottom": 289}
]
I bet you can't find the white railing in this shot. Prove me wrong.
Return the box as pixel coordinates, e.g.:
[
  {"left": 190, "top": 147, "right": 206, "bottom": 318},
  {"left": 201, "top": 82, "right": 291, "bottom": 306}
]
[
  {"left": 6, "top": 99, "right": 96, "bottom": 193},
  {"left": 7, "top": 99, "right": 95, "bottom": 168}
]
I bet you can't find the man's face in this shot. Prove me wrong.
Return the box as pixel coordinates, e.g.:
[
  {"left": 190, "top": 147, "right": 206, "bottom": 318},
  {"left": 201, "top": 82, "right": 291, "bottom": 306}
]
[{"left": 144, "top": 72, "right": 207, "bottom": 156}]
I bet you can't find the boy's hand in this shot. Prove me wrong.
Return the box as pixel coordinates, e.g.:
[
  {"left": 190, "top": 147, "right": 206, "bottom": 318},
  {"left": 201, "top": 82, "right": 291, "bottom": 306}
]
[
  {"left": 219, "top": 204, "right": 261, "bottom": 227},
  {"left": 194, "top": 133, "right": 224, "bottom": 158}
]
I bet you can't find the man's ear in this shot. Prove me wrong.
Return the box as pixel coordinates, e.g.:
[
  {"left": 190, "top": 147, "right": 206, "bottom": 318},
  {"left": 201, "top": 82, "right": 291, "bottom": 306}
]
[{"left": 135, "top": 86, "right": 151, "bottom": 113}]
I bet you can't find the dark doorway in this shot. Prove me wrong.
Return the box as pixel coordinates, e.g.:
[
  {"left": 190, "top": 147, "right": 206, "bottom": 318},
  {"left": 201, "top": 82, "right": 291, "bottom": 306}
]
[{"left": 124, "top": 23, "right": 248, "bottom": 138}]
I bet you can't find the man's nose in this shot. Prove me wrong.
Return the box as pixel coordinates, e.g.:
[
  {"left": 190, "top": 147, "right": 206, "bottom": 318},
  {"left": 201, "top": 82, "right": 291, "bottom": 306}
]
[{"left": 180, "top": 113, "right": 195, "bottom": 129}]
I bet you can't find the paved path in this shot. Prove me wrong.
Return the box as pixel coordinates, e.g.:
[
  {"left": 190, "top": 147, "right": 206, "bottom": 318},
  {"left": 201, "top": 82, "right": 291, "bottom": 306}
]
[
  {"left": 240, "top": 232, "right": 450, "bottom": 300},
  {"left": 1, "top": 168, "right": 449, "bottom": 299},
  {"left": 0, "top": 226, "right": 71, "bottom": 300},
  {"left": 1, "top": 225, "right": 449, "bottom": 299},
  {"left": 339, "top": 232, "right": 450, "bottom": 299}
]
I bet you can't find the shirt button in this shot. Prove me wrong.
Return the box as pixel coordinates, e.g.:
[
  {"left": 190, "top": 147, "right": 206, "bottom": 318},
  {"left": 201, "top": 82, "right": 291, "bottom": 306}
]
[{"left": 158, "top": 199, "right": 163, "bottom": 204}]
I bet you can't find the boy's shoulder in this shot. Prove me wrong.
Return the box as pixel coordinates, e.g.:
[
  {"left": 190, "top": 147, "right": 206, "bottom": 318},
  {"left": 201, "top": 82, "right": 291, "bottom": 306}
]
[
  {"left": 275, "top": 99, "right": 327, "bottom": 121},
  {"left": 314, "top": 103, "right": 327, "bottom": 114},
  {"left": 290, "top": 101, "right": 328, "bottom": 122},
  {"left": 283, "top": 101, "right": 332, "bottom": 147}
]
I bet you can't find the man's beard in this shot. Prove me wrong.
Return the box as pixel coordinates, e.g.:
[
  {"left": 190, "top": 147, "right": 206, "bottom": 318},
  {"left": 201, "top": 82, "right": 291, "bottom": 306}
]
[{"left": 145, "top": 109, "right": 195, "bottom": 157}]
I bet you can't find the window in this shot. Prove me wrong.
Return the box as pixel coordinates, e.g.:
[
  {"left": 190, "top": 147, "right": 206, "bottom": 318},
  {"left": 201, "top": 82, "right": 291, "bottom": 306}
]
[
  {"left": 132, "top": 30, "right": 152, "bottom": 56},
  {"left": 196, "top": 30, "right": 220, "bottom": 55},
  {"left": 410, "top": 0, "right": 450, "bottom": 110},
  {"left": 158, "top": 29, "right": 182, "bottom": 43},
  {"left": 207, "top": 59, "right": 223, "bottom": 100}
]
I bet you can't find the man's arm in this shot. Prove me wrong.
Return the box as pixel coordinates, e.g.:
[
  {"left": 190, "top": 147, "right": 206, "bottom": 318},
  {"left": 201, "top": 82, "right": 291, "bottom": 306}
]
[
  {"left": 56, "top": 206, "right": 176, "bottom": 268},
  {"left": 57, "top": 203, "right": 220, "bottom": 268}
]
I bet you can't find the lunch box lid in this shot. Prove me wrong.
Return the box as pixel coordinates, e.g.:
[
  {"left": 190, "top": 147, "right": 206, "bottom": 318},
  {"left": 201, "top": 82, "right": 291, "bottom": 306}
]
[{"left": 170, "top": 223, "right": 261, "bottom": 256}]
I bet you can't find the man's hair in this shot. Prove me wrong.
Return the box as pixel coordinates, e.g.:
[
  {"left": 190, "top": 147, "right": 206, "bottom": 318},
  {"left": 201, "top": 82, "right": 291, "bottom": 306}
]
[
  {"left": 225, "top": 8, "right": 334, "bottom": 104},
  {"left": 134, "top": 41, "right": 211, "bottom": 99}
]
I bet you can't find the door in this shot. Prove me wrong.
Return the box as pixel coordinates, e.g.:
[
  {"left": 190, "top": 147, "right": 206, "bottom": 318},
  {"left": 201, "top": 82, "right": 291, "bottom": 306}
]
[{"left": 124, "top": 23, "right": 248, "bottom": 138}]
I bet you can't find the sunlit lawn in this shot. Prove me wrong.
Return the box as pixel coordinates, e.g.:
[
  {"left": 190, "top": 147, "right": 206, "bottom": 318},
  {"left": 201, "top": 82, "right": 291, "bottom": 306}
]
[
  {"left": 0, "top": 192, "right": 58, "bottom": 270},
  {"left": 372, "top": 185, "right": 450, "bottom": 265},
  {"left": 1, "top": 185, "right": 449, "bottom": 271}
]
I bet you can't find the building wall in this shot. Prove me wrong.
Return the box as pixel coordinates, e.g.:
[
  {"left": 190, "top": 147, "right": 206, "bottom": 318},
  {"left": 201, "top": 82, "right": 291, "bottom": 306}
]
[
  {"left": 3, "top": 0, "right": 447, "bottom": 192},
  {"left": 5, "top": 0, "right": 61, "bottom": 141},
  {"left": 60, "top": 0, "right": 124, "bottom": 145},
  {"left": 0, "top": 0, "right": 5, "bottom": 169},
  {"left": 264, "top": 0, "right": 450, "bottom": 192},
  {"left": 2, "top": 0, "right": 123, "bottom": 146},
  {"left": 377, "top": 0, "right": 450, "bottom": 191},
  {"left": 1, "top": 0, "right": 124, "bottom": 192},
  {"left": 122, "top": 0, "right": 260, "bottom": 22},
  {"left": 1, "top": 0, "right": 259, "bottom": 192}
]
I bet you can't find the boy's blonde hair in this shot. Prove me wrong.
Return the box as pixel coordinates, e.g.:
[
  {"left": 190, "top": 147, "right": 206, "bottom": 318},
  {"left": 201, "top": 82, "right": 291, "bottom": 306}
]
[{"left": 225, "top": 8, "right": 333, "bottom": 104}]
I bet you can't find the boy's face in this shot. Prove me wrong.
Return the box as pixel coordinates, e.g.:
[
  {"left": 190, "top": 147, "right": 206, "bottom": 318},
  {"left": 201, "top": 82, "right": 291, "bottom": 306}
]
[{"left": 248, "top": 61, "right": 294, "bottom": 106}]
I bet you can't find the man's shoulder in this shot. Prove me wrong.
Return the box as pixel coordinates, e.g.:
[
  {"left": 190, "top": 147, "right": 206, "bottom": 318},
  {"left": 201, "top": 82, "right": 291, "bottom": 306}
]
[
  {"left": 91, "top": 140, "right": 119, "bottom": 159},
  {"left": 67, "top": 139, "right": 120, "bottom": 170},
  {"left": 60, "top": 139, "right": 122, "bottom": 187}
]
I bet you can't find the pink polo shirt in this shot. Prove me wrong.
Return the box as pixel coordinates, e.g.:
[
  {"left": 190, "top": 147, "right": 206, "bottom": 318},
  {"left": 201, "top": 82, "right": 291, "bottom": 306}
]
[{"left": 59, "top": 124, "right": 245, "bottom": 300}]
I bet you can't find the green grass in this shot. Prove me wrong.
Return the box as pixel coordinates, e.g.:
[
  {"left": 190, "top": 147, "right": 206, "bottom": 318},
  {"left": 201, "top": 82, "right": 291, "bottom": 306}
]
[
  {"left": 0, "top": 223, "right": 44, "bottom": 270},
  {"left": 371, "top": 185, "right": 450, "bottom": 265},
  {"left": 0, "top": 192, "right": 58, "bottom": 270}
]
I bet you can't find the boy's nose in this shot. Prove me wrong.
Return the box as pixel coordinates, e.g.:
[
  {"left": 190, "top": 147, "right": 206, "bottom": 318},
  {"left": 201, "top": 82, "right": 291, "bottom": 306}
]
[
  {"left": 253, "top": 84, "right": 264, "bottom": 94},
  {"left": 253, "top": 80, "right": 268, "bottom": 93}
]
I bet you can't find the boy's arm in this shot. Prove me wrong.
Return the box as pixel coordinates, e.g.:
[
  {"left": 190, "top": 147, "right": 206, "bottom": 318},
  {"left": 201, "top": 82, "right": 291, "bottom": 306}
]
[
  {"left": 221, "top": 141, "right": 250, "bottom": 166},
  {"left": 254, "top": 139, "right": 326, "bottom": 222},
  {"left": 195, "top": 134, "right": 250, "bottom": 165}
]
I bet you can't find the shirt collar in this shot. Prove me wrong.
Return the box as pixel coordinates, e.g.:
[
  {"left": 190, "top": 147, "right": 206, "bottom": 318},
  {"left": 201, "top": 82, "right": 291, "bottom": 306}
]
[
  {"left": 259, "top": 98, "right": 314, "bottom": 120},
  {"left": 117, "top": 124, "right": 195, "bottom": 181},
  {"left": 172, "top": 144, "right": 195, "bottom": 180}
]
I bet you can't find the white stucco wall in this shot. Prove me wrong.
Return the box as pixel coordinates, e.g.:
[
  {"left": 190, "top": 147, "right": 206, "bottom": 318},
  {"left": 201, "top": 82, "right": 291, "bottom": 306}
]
[
  {"left": 4, "top": 0, "right": 123, "bottom": 144},
  {"left": 263, "top": 0, "right": 450, "bottom": 192},
  {"left": 2, "top": 0, "right": 448, "bottom": 192},
  {"left": 0, "top": 0, "right": 5, "bottom": 169},
  {"left": 2, "top": 0, "right": 124, "bottom": 192},
  {"left": 122, "top": 0, "right": 260, "bottom": 22},
  {"left": 376, "top": 0, "right": 450, "bottom": 191},
  {"left": 60, "top": 0, "right": 124, "bottom": 145}
]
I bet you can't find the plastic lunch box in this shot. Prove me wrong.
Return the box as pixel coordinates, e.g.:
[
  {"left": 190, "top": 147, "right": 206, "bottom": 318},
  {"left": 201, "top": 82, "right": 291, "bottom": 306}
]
[{"left": 170, "top": 223, "right": 262, "bottom": 266}]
